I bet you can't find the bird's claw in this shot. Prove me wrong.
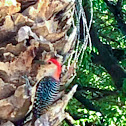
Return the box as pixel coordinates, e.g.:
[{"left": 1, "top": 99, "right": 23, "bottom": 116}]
[{"left": 22, "top": 75, "right": 32, "bottom": 96}]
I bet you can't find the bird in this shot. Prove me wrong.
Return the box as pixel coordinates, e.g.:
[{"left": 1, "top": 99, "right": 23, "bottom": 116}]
[
  {"left": 31, "top": 58, "right": 62, "bottom": 125},
  {"left": 14, "top": 58, "right": 62, "bottom": 126}
]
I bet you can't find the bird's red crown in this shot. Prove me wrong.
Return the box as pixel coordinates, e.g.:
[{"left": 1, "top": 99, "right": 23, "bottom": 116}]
[{"left": 47, "top": 58, "right": 62, "bottom": 80}]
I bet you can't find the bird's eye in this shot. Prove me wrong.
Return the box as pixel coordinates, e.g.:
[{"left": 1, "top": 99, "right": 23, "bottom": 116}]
[{"left": 48, "top": 61, "right": 52, "bottom": 64}]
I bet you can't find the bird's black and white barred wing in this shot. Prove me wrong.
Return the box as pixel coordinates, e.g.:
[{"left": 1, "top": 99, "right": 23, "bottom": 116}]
[{"left": 32, "top": 76, "right": 60, "bottom": 119}]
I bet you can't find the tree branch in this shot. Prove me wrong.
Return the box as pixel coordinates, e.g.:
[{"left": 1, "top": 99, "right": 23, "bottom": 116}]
[
  {"left": 75, "top": 85, "right": 118, "bottom": 101},
  {"left": 83, "top": 0, "right": 126, "bottom": 89},
  {"left": 117, "top": 0, "right": 122, "bottom": 7},
  {"left": 99, "top": 34, "right": 120, "bottom": 44},
  {"left": 74, "top": 90, "right": 101, "bottom": 112},
  {"left": 103, "top": 0, "right": 126, "bottom": 36}
]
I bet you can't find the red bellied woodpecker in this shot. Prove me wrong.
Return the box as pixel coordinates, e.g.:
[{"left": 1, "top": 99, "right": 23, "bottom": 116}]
[
  {"left": 15, "top": 58, "right": 62, "bottom": 126},
  {"left": 32, "top": 58, "right": 62, "bottom": 123}
]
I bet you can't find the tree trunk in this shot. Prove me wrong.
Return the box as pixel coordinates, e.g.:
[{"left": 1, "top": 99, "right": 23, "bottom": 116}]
[{"left": 0, "top": 0, "right": 77, "bottom": 125}]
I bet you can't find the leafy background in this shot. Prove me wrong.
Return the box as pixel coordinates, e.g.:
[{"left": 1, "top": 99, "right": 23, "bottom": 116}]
[{"left": 62, "top": 0, "right": 126, "bottom": 125}]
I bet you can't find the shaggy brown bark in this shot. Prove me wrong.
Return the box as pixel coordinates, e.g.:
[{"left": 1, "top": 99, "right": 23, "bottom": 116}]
[{"left": 0, "top": 0, "right": 77, "bottom": 125}]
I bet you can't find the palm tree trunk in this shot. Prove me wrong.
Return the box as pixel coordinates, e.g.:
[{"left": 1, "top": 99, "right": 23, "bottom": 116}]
[{"left": 0, "top": 0, "right": 77, "bottom": 125}]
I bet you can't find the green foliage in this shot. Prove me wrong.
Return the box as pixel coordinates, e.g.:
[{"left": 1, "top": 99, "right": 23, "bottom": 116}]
[
  {"left": 120, "top": 59, "right": 126, "bottom": 69},
  {"left": 97, "top": 92, "right": 126, "bottom": 126},
  {"left": 65, "top": 98, "right": 102, "bottom": 126},
  {"left": 74, "top": 47, "right": 115, "bottom": 90},
  {"left": 64, "top": 47, "right": 126, "bottom": 126},
  {"left": 63, "top": 0, "right": 126, "bottom": 125},
  {"left": 93, "top": 0, "right": 126, "bottom": 49},
  {"left": 74, "top": 109, "right": 102, "bottom": 126},
  {"left": 122, "top": 79, "right": 126, "bottom": 93}
]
